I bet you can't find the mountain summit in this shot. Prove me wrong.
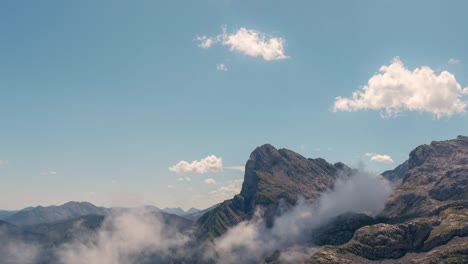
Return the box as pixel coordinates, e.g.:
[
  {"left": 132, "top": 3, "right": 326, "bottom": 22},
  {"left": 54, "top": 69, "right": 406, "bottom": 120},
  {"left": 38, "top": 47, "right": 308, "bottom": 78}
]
[{"left": 195, "top": 144, "right": 350, "bottom": 239}]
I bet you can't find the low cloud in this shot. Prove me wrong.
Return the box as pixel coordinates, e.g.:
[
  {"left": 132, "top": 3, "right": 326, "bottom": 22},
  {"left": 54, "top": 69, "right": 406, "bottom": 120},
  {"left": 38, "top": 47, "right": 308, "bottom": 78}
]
[
  {"left": 333, "top": 57, "right": 468, "bottom": 119},
  {"left": 169, "top": 155, "right": 223, "bottom": 174},
  {"left": 365, "top": 153, "right": 394, "bottom": 163},
  {"left": 56, "top": 210, "right": 189, "bottom": 264},
  {"left": 197, "top": 26, "right": 288, "bottom": 61},
  {"left": 210, "top": 169, "right": 392, "bottom": 263},
  {"left": 204, "top": 178, "right": 217, "bottom": 185}
]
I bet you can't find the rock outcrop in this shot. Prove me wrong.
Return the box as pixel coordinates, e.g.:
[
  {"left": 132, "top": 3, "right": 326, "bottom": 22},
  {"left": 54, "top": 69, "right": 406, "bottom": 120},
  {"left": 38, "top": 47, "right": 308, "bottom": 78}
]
[{"left": 195, "top": 144, "right": 350, "bottom": 239}]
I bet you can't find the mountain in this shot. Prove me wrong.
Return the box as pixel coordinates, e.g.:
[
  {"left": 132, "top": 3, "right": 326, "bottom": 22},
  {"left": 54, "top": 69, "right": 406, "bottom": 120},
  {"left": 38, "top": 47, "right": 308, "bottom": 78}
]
[
  {"left": 306, "top": 135, "right": 468, "bottom": 263},
  {"left": 162, "top": 207, "right": 201, "bottom": 216},
  {"left": 183, "top": 203, "right": 220, "bottom": 222},
  {"left": 195, "top": 144, "right": 352, "bottom": 239},
  {"left": 0, "top": 210, "right": 17, "bottom": 219},
  {"left": 3, "top": 201, "right": 110, "bottom": 226}
]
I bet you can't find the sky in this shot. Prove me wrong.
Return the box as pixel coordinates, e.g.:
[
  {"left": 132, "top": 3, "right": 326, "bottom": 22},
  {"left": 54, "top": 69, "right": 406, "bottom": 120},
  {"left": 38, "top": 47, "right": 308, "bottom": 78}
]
[{"left": 1, "top": 0, "right": 467, "bottom": 210}]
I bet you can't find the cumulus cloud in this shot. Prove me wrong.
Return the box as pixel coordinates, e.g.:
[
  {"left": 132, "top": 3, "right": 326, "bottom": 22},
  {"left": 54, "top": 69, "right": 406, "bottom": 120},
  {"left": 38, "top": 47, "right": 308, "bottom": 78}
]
[
  {"left": 197, "top": 26, "right": 288, "bottom": 61},
  {"left": 225, "top": 166, "right": 245, "bottom": 172},
  {"left": 210, "top": 169, "right": 392, "bottom": 264},
  {"left": 216, "top": 63, "right": 228, "bottom": 71},
  {"left": 448, "top": 58, "right": 460, "bottom": 65},
  {"left": 333, "top": 57, "right": 468, "bottom": 119},
  {"left": 204, "top": 178, "right": 217, "bottom": 185},
  {"left": 365, "top": 153, "right": 394, "bottom": 163},
  {"left": 169, "top": 155, "right": 223, "bottom": 174}
]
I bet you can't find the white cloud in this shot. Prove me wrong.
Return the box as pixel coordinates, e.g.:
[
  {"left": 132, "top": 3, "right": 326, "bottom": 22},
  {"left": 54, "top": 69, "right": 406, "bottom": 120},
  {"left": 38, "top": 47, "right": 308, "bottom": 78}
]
[
  {"left": 0, "top": 160, "right": 9, "bottom": 166},
  {"left": 365, "top": 153, "right": 394, "bottom": 163},
  {"left": 216, "top": 63, "right": 228, "bottom": 71},
  {"left": 167, "top": 185, "right": 175, "bottom": 189},
  {"left": 41, "top": 170, "right": 57, "bottom": 176},
  {"left": 225, "top": 166, "right": 245, "bottom": 172},
  {"left": 169, "top": 155, "right": 223, "bottom": 174},
  {"left": 204, "top": 178, "right": 217, "bottom": 185},
  {"left": 333, "top": 57, "right": 468, "bottom": 119},
  {"left": 448, "top": 58, "right": 460, "bottom": 64},
  {"left": 197, "top": 26, "right": 289, "bottom": 61},
  {"left": 210, "top": 179, "right": 243, "bottom": 201},
  {"left": 177, "top": 177, "right": 191, "bottom": 182}
]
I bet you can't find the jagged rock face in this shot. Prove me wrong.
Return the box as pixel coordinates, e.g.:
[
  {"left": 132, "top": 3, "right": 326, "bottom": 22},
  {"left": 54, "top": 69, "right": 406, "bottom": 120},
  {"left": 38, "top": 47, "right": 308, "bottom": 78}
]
[
  {"left": 196, "top": 144, "right": 349, "bottom": 239},
  {"left": 381, "top": 160, "right": 409, "bottom": 182},
  {"left": 306, "top": 136, "right": 468, "bottom": 263},
  {"left": 241, "top": 144, "right": 347, "bottom": 212},
  {"left": 382, "top": 135, "right": 468, "bottom": 221}
]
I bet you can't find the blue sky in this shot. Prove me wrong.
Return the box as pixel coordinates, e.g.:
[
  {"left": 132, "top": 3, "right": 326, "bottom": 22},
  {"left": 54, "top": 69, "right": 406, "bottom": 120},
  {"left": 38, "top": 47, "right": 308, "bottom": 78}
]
[{"left": 1, "top": 0, "right": 467, "bottom": 210}]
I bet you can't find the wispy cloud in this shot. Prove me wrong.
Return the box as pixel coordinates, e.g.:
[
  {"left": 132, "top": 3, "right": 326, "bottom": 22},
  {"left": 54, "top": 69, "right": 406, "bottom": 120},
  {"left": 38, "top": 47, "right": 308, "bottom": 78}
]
[
  {"left": 169, "top": 155, "right": 223, "bottom": 174},
  {"left": 448, "top": 58, "right": 460, "bottom": 65},
  {"left": 216, "top": 63, "right": 228, "bottom": 71},
  {"left": 0, "top": 160, "right": 9, "bottom": 166},
  {"left": 40, "top": 170, "right": 57, "bottom": 176},
  {"left": 225, "top": 166, "right": 245, "bottom": 172},
  {"left": 197, "top": 26, "right": 289, "bottom": 61},
  {"left": 365, "top": 153, "right": 394, "bottom": 163},
  {"left": 210, "top": 179, "right": 243, "bottom": 200},
  {"left": 333, "top": 57, "right": 468, "bottom": 119},
  {"left": 204, "top": 178, "right": 217, "bottom": 185},
  {"left": 177, "top": 177, "right": 191, "bottom": 182}
]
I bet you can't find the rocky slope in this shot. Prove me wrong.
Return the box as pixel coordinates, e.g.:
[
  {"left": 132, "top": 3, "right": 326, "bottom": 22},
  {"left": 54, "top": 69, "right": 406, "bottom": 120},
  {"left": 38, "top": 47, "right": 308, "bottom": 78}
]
[
  {"left": 305, "top": 135, "right": 468, "bottom": 263},
  {"left": 195, "top": 144, "right": 351, "bottom": 239}
]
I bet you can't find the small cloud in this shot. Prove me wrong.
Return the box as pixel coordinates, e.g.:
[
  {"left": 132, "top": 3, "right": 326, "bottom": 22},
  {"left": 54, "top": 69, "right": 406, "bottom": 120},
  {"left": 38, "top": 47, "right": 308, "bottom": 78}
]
[
  {"left": 225, "top": 166, "right": 245, "bottom": 172},
  {"left": 216, "top": 63, "right": 228, "bottom": 71},
  {"left": 448, "top": 58, "right": 461, "bottom": 65},
  {"left": 177, "top": 177, "right": 192, "bottom": 182},
  {"left": 167, "top": 185, "right": 175, "bottom": 189},
  {"left": 204, "top": 178, "right": 217, "bottom": 185},
  {"left": 197, "top": 25, "right": 289, "bottom": 61},
  {"left": 0, "top": 160, "right": 9, "bottom": 166},
  {"left": 333, "top": 57, "right": 468, "bottom": 119},
  {"left": 41, "top": 170, "right": 57, "bottom": 176},
  {"left": 210, "top": 179, "right": 243, "bottom": 200},
  {"left": 169, "top": 155, "right": 223, "bottom": 174},
  {"left": 365, "top": 153, "right": 394, "bottom": 163}
]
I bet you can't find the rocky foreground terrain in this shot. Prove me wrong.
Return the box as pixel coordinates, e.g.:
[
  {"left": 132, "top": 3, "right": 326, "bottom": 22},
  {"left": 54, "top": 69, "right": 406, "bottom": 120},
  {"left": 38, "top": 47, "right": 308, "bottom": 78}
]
[
  {"left": 304, "top": 136, "right": 468, "bottom": 264},
  {"left": 0, "top": 136, "right": 466, "bottom": 263}
]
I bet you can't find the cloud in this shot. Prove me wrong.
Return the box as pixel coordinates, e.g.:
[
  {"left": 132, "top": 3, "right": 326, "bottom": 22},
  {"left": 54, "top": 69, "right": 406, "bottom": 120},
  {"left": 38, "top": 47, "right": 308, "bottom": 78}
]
[
  {"left": 56, "top": 210, "right": 189, "bottom": 264},
  {"left": 204, "top": 178, "right": 217, "bottom": 185},
  {"left": 169, "top": 155, "right": 223, "bottom": 174},
  {"left": 197, "top": 26, "right": 289, "bottom": 61},
  {"left": 177, "top": 177, "right": 192, "bottom": 182},
  {"left": 167, "top": 185, "right": 175, "bottom": 189},
  {"left": 40, "top": 170, "right": 57, "bottom": 176},
  {"left": 0, "top": 160, "right": 9, "bottom": 166},
  {"left": 333, "top": 57, "right": 468, "bottom": 119},
  {"left": 216, "top": 63, "right": 228, "bottom": 71},
  {"left": 365, "top": 153, "right": 394, "bottom": 163},
  {"left": 448, "top": 58, "right": 460, "bottom": 65},
  {"left": 210, "top": 169, "right": 392, "bottom": 264},
  {"left": 225, "top": 166, "right": 245, "bottom": 172},
  {"left": 210, "top": 179, "right": 243, "bottom": 201}
]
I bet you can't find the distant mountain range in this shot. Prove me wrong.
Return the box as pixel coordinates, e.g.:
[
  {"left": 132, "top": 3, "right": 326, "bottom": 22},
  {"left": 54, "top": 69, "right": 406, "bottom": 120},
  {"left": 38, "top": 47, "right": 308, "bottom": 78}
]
[{"left": 0, "top": 136, "right": 467, "bottom": 263}]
